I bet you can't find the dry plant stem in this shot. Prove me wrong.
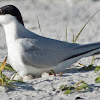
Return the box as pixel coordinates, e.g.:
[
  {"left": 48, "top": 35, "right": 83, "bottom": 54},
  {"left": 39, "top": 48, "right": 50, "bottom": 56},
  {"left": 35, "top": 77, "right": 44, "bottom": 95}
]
[{"left": 74, "top": 9, "right": 100, "bottom": 43}]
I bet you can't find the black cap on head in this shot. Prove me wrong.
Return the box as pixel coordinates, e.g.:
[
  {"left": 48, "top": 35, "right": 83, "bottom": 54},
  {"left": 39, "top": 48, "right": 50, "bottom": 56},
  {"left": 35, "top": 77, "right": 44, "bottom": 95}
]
[{"left": 0, "top": 5, "right": 24, "bottom": 26}]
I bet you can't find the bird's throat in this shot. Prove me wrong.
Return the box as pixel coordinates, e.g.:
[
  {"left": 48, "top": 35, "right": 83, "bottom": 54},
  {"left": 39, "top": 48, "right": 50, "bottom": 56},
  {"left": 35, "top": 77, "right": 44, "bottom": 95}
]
[{"left": 3, "top": 20, "right": 24, "bottom": 46}]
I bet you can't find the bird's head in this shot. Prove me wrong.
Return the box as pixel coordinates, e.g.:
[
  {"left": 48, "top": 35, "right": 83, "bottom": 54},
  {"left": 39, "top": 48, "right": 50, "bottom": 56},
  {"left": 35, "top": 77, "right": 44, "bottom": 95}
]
[{"left": 0, "top": 5, "right": 24, "bottom": 26}]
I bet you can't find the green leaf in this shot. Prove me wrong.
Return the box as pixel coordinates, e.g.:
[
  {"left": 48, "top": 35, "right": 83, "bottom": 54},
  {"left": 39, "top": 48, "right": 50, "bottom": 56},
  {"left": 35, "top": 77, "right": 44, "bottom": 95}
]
[
  {"left": 59, "top": 81, "right": 89, "bottom": 94},
  {"left": 76, "top": 84, "right": 88, "bottom": 91},
  {"left": 95, "top": 77, "right": 100, "bottom": 83},
  {"left": 59, "top": 84, "right": 68, "bottom": 91},
  {"left": 75, "top": 81, "right": 89, "bottom": 91},
  {"left": 64, "top": 90, "right": 73, "bottom": 94},
  {"left": 95, "top": 66, "right": 100, "bottom": 72},
  {"left": 0, "top": 63, "right": 14, "bottom": 71},
  {"left": 15, "top": 80, "right": 26, "bottom": 83}
]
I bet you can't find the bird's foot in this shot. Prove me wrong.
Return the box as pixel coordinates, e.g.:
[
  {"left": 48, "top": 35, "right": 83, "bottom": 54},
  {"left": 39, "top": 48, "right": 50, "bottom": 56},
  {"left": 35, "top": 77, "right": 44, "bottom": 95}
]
[{"left": 11, "top": 73, "right": 34, "bottom": 82}]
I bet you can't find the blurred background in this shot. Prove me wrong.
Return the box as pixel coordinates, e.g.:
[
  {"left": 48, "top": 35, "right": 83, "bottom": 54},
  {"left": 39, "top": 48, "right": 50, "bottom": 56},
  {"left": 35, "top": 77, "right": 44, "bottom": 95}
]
[{"left": 0, "top": 0, "right": 100, "bottom": 65}]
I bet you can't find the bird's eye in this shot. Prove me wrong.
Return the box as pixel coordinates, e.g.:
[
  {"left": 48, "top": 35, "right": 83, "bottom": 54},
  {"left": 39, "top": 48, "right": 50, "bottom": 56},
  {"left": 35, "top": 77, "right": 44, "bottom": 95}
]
[
  {"left": 0, "top": 9, "right": 5, "bottom": 15},
  {"left": 0, "top": 9, "right": 2, "bottom": 14},
  {"left": 0, "top": 9, "right": 3, "bottom": 15}
]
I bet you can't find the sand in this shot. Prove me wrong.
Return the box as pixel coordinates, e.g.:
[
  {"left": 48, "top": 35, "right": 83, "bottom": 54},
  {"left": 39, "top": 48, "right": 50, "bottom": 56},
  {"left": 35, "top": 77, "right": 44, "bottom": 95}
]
[{"left": 0, "top": 0, "right": 100, "bottom": 100}]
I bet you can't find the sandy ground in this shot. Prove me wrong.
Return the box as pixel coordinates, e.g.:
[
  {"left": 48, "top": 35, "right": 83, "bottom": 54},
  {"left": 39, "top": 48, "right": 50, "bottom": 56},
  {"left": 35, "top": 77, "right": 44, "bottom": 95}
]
[{"left": 0, "top": 0, "right": 100, "bottom": 100}]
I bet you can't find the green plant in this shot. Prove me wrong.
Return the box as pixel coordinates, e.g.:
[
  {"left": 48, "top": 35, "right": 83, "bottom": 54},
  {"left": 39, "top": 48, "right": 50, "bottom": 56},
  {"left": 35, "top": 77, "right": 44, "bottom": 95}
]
[
  {"left": 95, "top": 66, "right": 100, "bottom": 83},
  {"left": 78, "top": 63, "right": 95, "bottom": 71},
  {"left": 59, "top": 84, "right": 68, "bottom": 91},
  {"left": 95, "top": 66, "right": 100, "bottom": 72},
  {"left": 73, "top": 9, "right": 100, "bottom": 43},
  {"left": 59, "top": 80, "right": 89, "bottom": 94},
  {"left": 74, "top": 80, "right": 89, "bottom": 91},
  {"left": 0, "top": 57, "right": 24, "bottom": 88},
  {"left": 95, "top": 76, "right": 100, "bottom": 83},
  {"left": 59, "top": 84, "right": 74, "bottom": 94},
  {"left": 66, "top": 9, "right": 100, "bottom": 68},
  {"left": 0, "top": 62, "right": 14, "bottom": 71},
  {"left": 64, "top": 86, "right": 73, "bottom": 94}
]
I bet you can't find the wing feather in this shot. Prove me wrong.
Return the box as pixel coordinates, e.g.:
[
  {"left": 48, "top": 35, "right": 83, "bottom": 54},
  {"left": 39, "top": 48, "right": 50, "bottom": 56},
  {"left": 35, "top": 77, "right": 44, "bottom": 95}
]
[{"left": 18, "top": 36, "right": 79, "bottom": 68}]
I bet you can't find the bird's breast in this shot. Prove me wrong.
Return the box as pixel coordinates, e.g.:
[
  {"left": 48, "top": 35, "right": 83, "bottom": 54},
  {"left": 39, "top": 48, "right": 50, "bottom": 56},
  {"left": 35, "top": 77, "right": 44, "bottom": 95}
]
[{"left": 7, "top": 42, "right": 24, "bottom": 72}]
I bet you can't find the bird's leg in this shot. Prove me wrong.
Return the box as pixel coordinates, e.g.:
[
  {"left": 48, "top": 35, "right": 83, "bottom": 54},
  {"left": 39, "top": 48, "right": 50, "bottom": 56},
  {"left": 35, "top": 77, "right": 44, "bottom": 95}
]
[{"left": 59, "top": 72, "right": 63, "bottom": 76}]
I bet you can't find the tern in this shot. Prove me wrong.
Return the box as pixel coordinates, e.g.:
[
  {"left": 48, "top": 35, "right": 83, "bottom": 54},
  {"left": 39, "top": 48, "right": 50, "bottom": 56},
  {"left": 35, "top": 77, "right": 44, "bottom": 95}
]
[{"left": 0, "top": 5, "right": 100, "bottom": 79}]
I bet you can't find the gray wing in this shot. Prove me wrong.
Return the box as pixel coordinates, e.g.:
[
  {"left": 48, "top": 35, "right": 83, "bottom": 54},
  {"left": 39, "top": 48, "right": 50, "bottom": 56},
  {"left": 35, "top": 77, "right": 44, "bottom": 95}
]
[{"left": 19, "top": 36, "right": 80, "bottom": 68}]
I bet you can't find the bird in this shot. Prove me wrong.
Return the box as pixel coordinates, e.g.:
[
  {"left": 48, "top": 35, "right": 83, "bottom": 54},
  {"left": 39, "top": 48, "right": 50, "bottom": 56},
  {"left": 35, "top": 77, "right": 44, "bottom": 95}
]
[{"left": 0, "top": 5, "right": 100, "bottom": 79}]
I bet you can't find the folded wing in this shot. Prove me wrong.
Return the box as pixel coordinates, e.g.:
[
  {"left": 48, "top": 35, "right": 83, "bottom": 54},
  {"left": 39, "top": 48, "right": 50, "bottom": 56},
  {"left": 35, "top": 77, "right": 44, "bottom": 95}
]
[{"left": 19, "top": 36, "right": 79, "bottom": 68}]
